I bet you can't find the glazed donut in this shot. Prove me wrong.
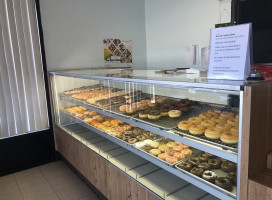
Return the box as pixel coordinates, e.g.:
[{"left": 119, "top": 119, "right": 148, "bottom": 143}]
[
  {"left": 221, "top": 161, "right": 237, "bottom": 173},
  {"left": 226, "top": 172, "right": 237, "bottom": 185},
  {"left": 230, "top": 127, "right": 239, "bottom": 134},
  {"left": 211, "top": 117, "right": 225, "bottom": 124},
  {"left": 220, "top": 112, "right": 236, "bottom": 118},
  {"left": 136, "top": 135, "right": 146, "bottom": 141},
  {"left": 204, "top": 128, "right": 223, "bottom": 139},
  {"left": 128, "top": 138, "right": 138, "bottom": 144},
  {"left": 165, "top": 149, "right": 176, "bottom": 156},
  {"left": 227, "top": 118, "right": 239, "bottom": 126},
  {"left": 197, "top": 163, "right": 210, "bottom": 171},
  {"left": 119, "top": 105, "right": 127, "bottom": 112},
  {"left": 190, "top": 167, "right": 204, "bottom": 177},
  {"left": 208, "top": 158, "right": 221, "bottom": 169},
  {"left": 158, "top": 144, "right": 170, "bottom": 152},
  {"left": 181, "top": 149, "right": 193, "bottom": 157},
  {"left": 178, "top": 121, "right": 192, "bottom": 131},
  {"left": 208, "top": 109, "right": 221, "bottom": 116},
  {"left": 97, "top": 118, "right": 105, "bottom": 123},
  {"left": 139, "top": 110, "right": 149, "bottom": 118},
  {"left": 166, "top": 142, "right": 177, "bottom": 148},
  {"left": 173, "top": 145, "right": 183, "bottom": 152},
  {"left": 220, "top": 132, "right": 238, "bottom": 144},
  {"left": 165, "top": 156, "right": 178, "bottom": 164},
  {"left": 202, "top": 171, "right": 217, "bottom": 183},
  {"left": 149, "top": 149, "right": 161, "bottom": 156},
  {"left": 199, "top": 113, "right": 213, "bottom": 120},
  {"left": 150, "top": 141, "right": 160, "bottom": 148},
  {"left": 188, "top": 117, "right": 203, "bottom": 124},
  {"left": 174, "top": 152, "right": 186, "bottom": 160},
  {"left": 180, "top": 144, "right": 190, "bottom": 149},
  {"left": 168, "top": 110, "right": 182, "bottom": 118},
  {"left": 126, "top": 108, "right": 137, "bottom": 115},
  {"left": 215, "top": 123, "right": 232, "bottom": 132},
  {"left": 122, "top": 136, "right": 130, "bottom": 142},
  {"left": 188, "top": 158, "right": 201, "bottom": 167},
  {"left": 215, "top": 177, "right": 233, "bottom": 191},
  {"left": 189, "top": 125, "right": 206, "bottom": 135},
  {"left": 201, "top": 120, "right": 217, "bottom": 128},
  {"left": 177, "top": 163, "right": 192, "bottom": 172},
  {"left": 158, "top": 153, "right": 170, "bottom": 161},
  {"left": 140, "top": 145, "right": 152, "bottom": 153}
]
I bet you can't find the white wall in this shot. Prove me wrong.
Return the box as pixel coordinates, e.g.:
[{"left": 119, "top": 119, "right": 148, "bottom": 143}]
[
  {"left": 40, "top": 0, "right": 232, "bottom": 71},
  {"left": 145, "top": 0, "right": 231, "bottom": 70},
  {"left": 39, "top": 0, "right": 147, "bottom": 71}
]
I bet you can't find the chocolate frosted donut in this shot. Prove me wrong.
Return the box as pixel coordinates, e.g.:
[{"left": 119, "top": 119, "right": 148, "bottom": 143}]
[
  {"left": 197, "top": 154, "right": 209, "bottom": 162},
  {"left": 197, "top": 163, "right": 210, "bottom": 171},
  {"left": 208, "top": 158, "right": 222, "bottom": 169},
  {"left": 215, "top": 177, "right": 233, "bottom": 191},
  {"left": 190, "top": 167, "right": 204, "bottom": 177},
  {"left": 202, "top": 170, "right": 217, "bottom": 183},
  {"left": 221, "top": 161, "right": 237, "bottom": 173},
  {"left": 203, "top": 152, "right": 216, "bottom": 159},
  {"left": 188, "top": 157, "right": 201, "bottom": 167},
  {"left": 226, "top": 172, "right": 237, "bottom": 186},
  {"left": 178, "top": 163, "right": 193, "bottom": 172}
]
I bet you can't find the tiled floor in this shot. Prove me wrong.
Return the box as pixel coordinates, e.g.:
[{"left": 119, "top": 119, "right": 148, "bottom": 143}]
[{"left": 0, "top": 161, "right": 101, "bottom": 200}]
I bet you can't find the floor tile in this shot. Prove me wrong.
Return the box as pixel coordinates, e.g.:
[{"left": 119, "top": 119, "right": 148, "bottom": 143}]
[
  {"left": 0, "top": 174, "right": 15, "bottom": 184},
  {"left": 0, "top": 189, "right": 24, "bottom": 200},
  {"left": 14, "top": 167, "right": 41, "bottom": 180},
  {"left": 41, "top": 163, "right": 75, "bottom": 180},
  {"left": 47, "top": 172, "right": 83, "bottom": 192},
  {"left": 38, "top": 193, "right": 61, "bottom": 200},
  {"left": 17, "top": 172, "right": 47, "bottom": 189},
  {"left": 56, "top": 182, "right": 94, "bottom": 200},
  {"left": 78, "top": 194, "right": 100, "bottom": 200},
  {"left": 20, "top": 181, "right": 55, "bottom": 200},
  {"left": 39, "top": 161, "right": 70, "bottom": 173},
  {"left": 0, "top": 178, "right": 19, "bottom": 194}
]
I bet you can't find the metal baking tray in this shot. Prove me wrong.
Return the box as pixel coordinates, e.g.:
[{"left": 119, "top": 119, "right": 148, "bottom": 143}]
[
  {"left": 175, "top": 153, "right": 237, "bottom": 198},
  {"left": 60, "top": 90, "right": 149, "bottom": 108},
  {"left": 173, "top": 128, "right": 238, "bottom": 152},
  {"left": 61, "top": 84, "right": 106, "bottom": 95},
  {"left": 110, "top": 101, "right": 239, "bottom": 131},
  {"left": 132, "top": 139, "right": 201, "bottom": 167}
]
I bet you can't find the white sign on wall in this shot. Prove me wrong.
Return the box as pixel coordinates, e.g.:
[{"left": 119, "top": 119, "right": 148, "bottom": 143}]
[{"left": 207, "top": 23, "right": 252, "bottom": 80}]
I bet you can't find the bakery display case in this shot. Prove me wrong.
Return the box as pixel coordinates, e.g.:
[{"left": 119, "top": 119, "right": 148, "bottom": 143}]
[{"left": 49, "top": 69, "right": 267, "bottom": 200}]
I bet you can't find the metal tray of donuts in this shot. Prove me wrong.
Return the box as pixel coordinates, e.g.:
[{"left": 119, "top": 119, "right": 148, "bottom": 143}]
[
  {"left": 175, "top": 153, "right": 237, "bottom": 198},
  {"left": 110, "top": 101, "right": 239, "bottom": 131},
  {"left": 132, "top": 139, "right": 202, "bottom": 167},
  {"left": 172, "top": 127, "right": 238, "bottom": 152},
  {"left": 61, "top": 84, "right": 107, "bottom": 95},
  {"left": 110, "top": 99, "right": 197, "bottom": 130}
]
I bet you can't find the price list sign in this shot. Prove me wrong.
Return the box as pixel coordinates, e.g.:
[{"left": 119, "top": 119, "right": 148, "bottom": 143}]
[{"left": 207, "top": 23, "right": 252, "bottom": 80}]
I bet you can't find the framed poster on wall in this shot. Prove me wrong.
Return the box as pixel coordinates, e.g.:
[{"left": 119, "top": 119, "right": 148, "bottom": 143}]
[{"left": 103, "top": 38, "right": 133, "bottom": 69}]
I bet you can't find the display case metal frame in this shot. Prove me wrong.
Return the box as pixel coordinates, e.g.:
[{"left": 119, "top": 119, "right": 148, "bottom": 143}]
[{"left": 49, "top": 69, "right": 265, "bottom": 200}]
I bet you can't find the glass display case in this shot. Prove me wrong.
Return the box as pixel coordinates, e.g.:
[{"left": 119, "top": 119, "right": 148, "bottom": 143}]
[{"left": 49, "top": 69, "right": 254, "bottom": 200}]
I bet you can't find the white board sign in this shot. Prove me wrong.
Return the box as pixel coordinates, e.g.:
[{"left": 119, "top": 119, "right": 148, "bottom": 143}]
[{"left": 207, "top": 23, "right": 252, "bottom": 80}]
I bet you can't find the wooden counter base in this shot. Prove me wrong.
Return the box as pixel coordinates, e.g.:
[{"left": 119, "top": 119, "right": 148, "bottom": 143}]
[
  {"left": 248, "top": 179, "right": 272, "bottom": 200},
  {"left": 55, "top": 126, "right": 160, "bottom": 200}
]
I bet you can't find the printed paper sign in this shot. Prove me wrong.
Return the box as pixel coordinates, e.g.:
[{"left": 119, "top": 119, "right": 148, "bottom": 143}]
[
  {"left": 103, "top": 38, "right": 132, "bottom": 68},
  {"left": 207, "top": 23, "right": 252, "bottom": 80}
]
